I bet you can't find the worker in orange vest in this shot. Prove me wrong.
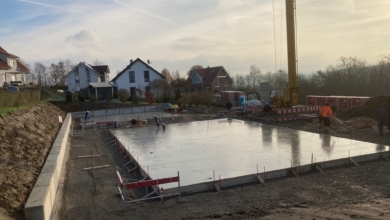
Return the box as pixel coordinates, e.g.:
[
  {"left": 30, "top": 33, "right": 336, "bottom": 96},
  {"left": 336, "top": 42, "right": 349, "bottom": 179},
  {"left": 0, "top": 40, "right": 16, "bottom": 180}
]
[{"left": 320, "top": 103, "right": 334, "bottom": 133}]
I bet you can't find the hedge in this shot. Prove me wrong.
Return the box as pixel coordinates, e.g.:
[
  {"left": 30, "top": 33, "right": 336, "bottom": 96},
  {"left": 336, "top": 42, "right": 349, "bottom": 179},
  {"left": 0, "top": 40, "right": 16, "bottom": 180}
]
[{"left": 0, "top": 90, "right": 41, "bottom": 107}]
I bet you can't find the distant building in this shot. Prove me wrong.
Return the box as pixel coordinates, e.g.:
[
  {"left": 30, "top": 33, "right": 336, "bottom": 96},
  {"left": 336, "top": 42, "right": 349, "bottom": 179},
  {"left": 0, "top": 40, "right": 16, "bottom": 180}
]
[
  {"left": 0, "top": 46, "right": 29, "bottom": 86},
  {"left": 186, "top": 66, "right": 234, "bottom": 93},
  {"left": 66, "top": 62, "right": 110, "bottom": 92},
  {"left": 111, "top": 58, "right": 165, "bottom": 98}
]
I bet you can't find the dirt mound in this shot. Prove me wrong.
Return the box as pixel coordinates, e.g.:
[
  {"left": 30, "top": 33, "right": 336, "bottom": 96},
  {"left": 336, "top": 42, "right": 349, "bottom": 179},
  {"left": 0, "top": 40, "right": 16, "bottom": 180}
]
[
  {"left": 0, "top": 103, "right": 65, "bottom": 219},
  {"left": 337, "top": 95, "right": 390, "bottom": 121}
]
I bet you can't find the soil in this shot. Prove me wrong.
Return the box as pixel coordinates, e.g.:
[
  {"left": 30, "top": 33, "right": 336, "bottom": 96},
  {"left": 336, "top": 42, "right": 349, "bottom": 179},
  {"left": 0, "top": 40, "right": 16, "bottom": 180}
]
[
  {"left": 2, "top": 101, "right": 390, "bottom": 220},
  {"left": 0, "top": 103, "right": 65, "bottom": 219}
]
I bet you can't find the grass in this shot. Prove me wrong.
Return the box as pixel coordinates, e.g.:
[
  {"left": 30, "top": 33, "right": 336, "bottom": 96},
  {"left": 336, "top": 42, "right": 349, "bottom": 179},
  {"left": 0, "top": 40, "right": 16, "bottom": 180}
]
[{"left": 0, "top": 101, "right": 45, "bottom": 116}]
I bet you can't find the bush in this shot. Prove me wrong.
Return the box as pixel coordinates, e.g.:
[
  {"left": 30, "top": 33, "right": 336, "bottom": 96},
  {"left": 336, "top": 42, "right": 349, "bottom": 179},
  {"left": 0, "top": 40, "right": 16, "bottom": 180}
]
[
  {"left": 118, "top": 89, "right": 129, "bottom": 103},
  {"left": 66, "top": 94, "right": 75, "bottom": 102},
  {"left": 106, "top": 93, "right": 113, "bottom": 103},
  {"left": 132, "top": 94, "right": 140, "bottom": 104},
  {"left": 144, "top": 90, "right": 156, "bottom": 104},
  {"left": 80, "top": 88, "right": 90, "bottom": 100},
  {"left": 113, "top": 91, "right": 118, "bottom": 99},
  {"left": 78, "top": 93, "right": 86, "bottom": 102},
  {"left": 191, "top": 94, "right": 202, "bottom": 106},
  {"left": 90, "top": 95, "right": 97, "bottom": 102}
]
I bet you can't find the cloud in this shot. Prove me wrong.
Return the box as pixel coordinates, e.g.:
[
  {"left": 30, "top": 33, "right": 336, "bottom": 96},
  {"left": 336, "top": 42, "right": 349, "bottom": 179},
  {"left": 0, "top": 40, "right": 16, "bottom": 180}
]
[
  {"left": 111, "top": 0, "right": 177, "bottom": 25},
  {"left": 0, "top": 28, "right": 11, "bottom": 34},
  {"left": 66, "top": 29, "right": 102, "bottom": 47},
  {"left": 18, "top": 0, "right": 76, "bottom": 12}
]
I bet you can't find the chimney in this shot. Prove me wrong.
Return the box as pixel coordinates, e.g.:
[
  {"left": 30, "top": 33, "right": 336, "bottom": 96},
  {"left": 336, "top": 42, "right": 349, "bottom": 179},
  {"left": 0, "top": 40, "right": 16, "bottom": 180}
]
[{"left": 130, "top": 59, "right": 133, "bottom": 64}]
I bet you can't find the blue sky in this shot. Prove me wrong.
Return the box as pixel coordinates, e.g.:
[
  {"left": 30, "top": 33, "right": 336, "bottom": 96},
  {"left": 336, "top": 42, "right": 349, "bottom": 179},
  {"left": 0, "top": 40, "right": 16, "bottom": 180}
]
[{"left": 1, "top": 0, "right": 390, "bottom": 78}]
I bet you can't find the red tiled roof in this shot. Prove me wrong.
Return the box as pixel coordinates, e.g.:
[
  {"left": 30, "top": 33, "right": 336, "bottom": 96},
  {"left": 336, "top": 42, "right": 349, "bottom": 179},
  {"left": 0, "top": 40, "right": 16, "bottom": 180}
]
[
  {"left": 17, "top": 60, "right": 29, "bottom": 72},
  {"left": 0, "top": 46, "right": 19, "bottom": 58},
  {"left": 192, "top": 66, "right": 223, "bottom": 86},
  {"left": 0, "top": 59, "right": 11, "bottom": 69},
  {"left": 0, "top": 46, "right": 11, "bottom": 56}
]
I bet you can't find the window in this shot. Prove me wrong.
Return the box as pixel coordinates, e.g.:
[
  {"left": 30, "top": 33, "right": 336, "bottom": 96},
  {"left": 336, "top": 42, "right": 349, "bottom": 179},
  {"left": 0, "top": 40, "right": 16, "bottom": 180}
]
[
  {"left": 144, "top": 71, "right": 150, "bottom": 82},
  {"left": 192, "top": 74, "right": 201, "bottom": 84},
  {"left": 86, "top": 69, "right": 91, "bottom": 83},
  {"left": 75, "top": 68, "right": 79, "bottom": 80},
  {"left": 9, "top": 60, "right": 14, "bottom": 67},
  {"left": 218, "top": 77, "right": 226, "bottom": 85},
  {"left": 129, "top": 71, "right": 135, "bottom": 83}
]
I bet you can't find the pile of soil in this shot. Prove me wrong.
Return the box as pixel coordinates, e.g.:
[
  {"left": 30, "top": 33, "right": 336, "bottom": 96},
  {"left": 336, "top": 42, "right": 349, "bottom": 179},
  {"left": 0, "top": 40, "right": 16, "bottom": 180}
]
[
  {"left": 0, "top": 103, "right": 65, "bottom": 219},
  {"left": 338, "top": 95, "right": 390, "bottom": 121}
]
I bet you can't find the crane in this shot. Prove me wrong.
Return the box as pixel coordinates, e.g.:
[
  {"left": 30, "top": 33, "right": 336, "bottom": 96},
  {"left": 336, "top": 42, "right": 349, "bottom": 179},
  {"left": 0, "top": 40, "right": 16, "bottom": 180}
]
[{"left": 284, "top": 0, "right": 299, "bottom": 107}]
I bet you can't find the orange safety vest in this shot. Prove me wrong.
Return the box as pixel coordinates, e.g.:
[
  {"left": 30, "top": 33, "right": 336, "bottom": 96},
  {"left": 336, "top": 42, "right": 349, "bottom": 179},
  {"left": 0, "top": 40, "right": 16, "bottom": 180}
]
[{"left": 320, "top": 106, "right": 333, "bottom": 117}]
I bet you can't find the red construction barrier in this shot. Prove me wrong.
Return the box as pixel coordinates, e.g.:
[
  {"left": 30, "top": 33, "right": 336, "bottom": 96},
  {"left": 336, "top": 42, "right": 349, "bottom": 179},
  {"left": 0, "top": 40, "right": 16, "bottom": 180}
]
[{"left": 125, "top": 176, "right": 180, "bottom": 190}]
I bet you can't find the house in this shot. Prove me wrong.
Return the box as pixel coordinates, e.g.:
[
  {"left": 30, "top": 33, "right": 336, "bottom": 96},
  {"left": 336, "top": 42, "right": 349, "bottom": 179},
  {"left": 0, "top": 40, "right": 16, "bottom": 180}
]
[
  {"left": 187, "top": 66, "right": 234, "bottom": 93},
  {"left": 88, "top": 82, "right": 114, "bottom": 101},
  {"left": 0, "top": 46, "right": 29, "bottom": 86},
  {"left": 66, "top": 62, "right": 110, "bottom": 92},
  {"left": 111, "top": 58, "right": 165, "bottom": 98}
]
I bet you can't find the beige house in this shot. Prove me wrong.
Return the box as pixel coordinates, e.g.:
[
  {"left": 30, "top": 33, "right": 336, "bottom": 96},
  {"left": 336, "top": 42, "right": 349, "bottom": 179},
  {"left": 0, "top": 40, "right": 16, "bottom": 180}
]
[{"left": 0, "top": 46, "right": 29, "bottom": 86}]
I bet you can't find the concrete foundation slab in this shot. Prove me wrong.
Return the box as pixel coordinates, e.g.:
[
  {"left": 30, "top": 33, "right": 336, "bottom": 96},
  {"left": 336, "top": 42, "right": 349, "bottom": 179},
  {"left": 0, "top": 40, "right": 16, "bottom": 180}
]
[{"left": 114, "top": 119, "right": 389, "bottom": 194}]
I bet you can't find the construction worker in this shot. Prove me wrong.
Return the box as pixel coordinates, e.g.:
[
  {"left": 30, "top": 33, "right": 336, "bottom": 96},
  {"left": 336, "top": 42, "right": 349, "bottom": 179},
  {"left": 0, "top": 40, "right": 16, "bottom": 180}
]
[
  {"left": 375, "top": 104, "right": 385, "bottom": 136},
  {"left": 320, "top": 103, "right": 334, "bottom": 133},
  {"left": 262, "top": 102, "right": 273, "bottom": 120}
]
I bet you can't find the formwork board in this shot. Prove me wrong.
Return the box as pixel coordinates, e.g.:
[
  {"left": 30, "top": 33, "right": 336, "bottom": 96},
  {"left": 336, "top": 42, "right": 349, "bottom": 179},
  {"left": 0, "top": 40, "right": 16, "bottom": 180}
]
[{"left": 114, "top": 119, "right": 388, "bottom": 193}]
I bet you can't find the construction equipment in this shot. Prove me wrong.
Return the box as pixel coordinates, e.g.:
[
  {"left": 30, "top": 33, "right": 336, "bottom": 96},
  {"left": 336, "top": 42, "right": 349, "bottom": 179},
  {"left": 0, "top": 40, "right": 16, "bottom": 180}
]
[
  {"left": 284, "top": 0, "right": 299, "bottom": 107},
  {"left": 266, "top": 0, "right": 298, "bottom": 108},
  {"left": 246, "top": 91, "right": 259, "bottom": 101}
]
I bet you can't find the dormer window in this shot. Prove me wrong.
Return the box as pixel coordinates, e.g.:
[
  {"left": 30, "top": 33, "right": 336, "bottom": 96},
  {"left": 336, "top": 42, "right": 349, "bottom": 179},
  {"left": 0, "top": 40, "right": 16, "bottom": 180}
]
[{"left": 9, "top": 60, "right": 14, "bottom": 67}]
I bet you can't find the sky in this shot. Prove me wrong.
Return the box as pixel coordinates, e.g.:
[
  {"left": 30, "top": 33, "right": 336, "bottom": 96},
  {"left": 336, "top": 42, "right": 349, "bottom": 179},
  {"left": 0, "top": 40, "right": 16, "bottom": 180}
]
[{"left": 1, "top": 0, "right": 390, "bottom": 79}]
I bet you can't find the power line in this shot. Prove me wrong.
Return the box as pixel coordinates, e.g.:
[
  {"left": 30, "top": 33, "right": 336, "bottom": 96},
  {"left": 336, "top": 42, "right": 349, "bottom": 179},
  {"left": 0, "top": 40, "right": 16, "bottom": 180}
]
[{"left": 272, "top": 0, "right": 277, "bottom": 73}]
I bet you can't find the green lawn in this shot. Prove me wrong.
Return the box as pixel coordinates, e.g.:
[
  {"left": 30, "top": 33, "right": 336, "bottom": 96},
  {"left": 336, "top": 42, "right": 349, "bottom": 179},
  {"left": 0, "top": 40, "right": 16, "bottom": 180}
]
[{"left": 0, "top": 101, "right": 45, "bottom": 116}]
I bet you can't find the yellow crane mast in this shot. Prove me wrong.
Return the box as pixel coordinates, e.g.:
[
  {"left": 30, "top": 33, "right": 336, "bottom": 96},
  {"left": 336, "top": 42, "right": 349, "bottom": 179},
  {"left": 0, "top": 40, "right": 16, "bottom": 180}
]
[{"left": 284, "top": 0, "right": 299, "bottom": 107}]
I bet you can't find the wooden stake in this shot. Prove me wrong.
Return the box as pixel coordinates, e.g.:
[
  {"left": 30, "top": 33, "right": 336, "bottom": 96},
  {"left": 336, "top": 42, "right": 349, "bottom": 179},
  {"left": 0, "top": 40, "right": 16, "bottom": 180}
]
[
  {"left": 83, "top": 165, "right": 110, "bottom": 170},
  {"left": 77, "top": 155, "right": 100, "bottom": 158}
]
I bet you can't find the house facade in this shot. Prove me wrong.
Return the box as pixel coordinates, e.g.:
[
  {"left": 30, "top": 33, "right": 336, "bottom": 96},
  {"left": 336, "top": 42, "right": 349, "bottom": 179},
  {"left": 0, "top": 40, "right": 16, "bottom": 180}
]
[
  {"left": 111, "top": 58, "right": 165, "bottom": 98},
  {"left": 187, "top": 66, "right": 234, "bottom": 93},
  {"left": 66, "top": 62, "right": 110, "bottom": 92},
  {"left": 0, "top": 46, "right": 29, "bottom": 86}
]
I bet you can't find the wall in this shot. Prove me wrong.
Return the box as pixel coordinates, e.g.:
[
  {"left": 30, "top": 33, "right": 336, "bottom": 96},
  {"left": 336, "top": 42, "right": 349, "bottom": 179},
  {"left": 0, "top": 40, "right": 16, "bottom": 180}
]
[
  {"left": 211, "top": 69, "right": 233, "bottom": 92},
  {"left": 24, "top": 114, "right": 72, "bottom": 220}
]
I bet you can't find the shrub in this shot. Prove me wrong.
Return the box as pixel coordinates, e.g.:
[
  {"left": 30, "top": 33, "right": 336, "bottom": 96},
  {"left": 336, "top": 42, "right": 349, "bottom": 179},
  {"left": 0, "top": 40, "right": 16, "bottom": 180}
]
[
  {"left": 113, "top": 91, "right": 118, "bottom": 99},
  {"left": 144, "top": 90, "right": 156, "bottom": 104},
  {"left": 118, "top": 89, "right": 129, "bottom": 103},
  {"left": 90, "top": 95, "right": 97, "bottom": 102},
  {"left": 66, "top": 94, "right": 74, "bottom": 102},
  {"left": 132, "top": 94, "right": 140, "bottom": 104},
  {"left": 106, "top": 93, "right": 113, "bottom": 103},
  {"left": 78, "top": 92, "right": 86, "bottom": 102}
]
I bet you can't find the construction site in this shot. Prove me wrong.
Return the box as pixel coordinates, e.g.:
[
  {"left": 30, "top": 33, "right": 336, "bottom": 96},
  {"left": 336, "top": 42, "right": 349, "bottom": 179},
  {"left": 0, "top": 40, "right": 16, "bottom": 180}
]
[{"left": 1, "top": 0, "right": 390, "bottom": 220}]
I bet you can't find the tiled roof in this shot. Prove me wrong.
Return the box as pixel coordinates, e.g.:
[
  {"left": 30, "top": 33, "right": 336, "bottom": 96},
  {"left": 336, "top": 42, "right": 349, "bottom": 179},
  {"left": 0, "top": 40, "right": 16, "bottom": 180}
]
[
  {"left": 192, "top": 66, "right": 223, "bottom": 86},
  {"left": 0, "top": 59, "right": 11, "bottom": 69},
  {"left": 91, "top": 65, "right": 110, "bottom": 75},
  {"left": 17, "top": 60, "right": 29, "bottom": 72},
  {"left": 0, "top": 46, "right": 19, "bottom": 58}
]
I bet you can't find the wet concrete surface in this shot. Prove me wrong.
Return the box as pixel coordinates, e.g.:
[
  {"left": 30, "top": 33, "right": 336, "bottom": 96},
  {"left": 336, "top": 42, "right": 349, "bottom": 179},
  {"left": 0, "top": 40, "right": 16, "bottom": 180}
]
[{"left": 113, "top": 118, "right": 389, "bottom": 190}]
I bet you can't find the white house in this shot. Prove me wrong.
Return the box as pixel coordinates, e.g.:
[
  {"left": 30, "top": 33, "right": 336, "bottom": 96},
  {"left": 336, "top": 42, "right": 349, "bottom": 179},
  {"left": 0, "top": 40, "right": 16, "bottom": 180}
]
[
  {"left": 0, "top": 46, "right": 29, "bottom": 86},
  {"left": 111, "top": 58, "right": 165, "bottom": 98},
  {"left": 66, "top": 62, "right": 110, "bottom": 92}
]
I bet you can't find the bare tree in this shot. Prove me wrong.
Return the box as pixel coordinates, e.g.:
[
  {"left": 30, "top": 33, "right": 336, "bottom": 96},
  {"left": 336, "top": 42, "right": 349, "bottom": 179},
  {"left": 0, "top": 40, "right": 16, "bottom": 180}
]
[
  {"left": 187, "top": 64, "right": 203, "bottom": 76},
  {"left": 33, "top": 62, "right": 47, "bottom": 86},
  {"left": 93, "top": 59, "right": 104, "bottom": 66}
]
